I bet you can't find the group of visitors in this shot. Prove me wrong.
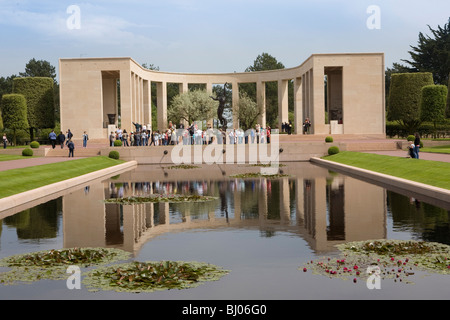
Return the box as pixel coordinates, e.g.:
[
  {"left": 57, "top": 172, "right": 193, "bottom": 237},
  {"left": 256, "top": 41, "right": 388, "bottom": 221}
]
[
  {"left": 48, "top": 129, "right": 76, "bottom": 157},
  {"left": 109, "top": 122, "right": 273, "bottom": 147}
]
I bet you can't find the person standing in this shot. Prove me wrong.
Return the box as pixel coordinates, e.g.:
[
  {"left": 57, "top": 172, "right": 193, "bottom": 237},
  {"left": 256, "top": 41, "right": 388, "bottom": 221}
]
[
  {"left": 68, "top": 140, "right": 75, "bottom": 157},
  {"left": 49, "top": 130, "right": 57, "bottom": 149},
  {"left": 58, "top": 131, "right": 65, "bottom": 148},
  {"left": 2, "top": 133, "right": 7, "bottom": 149},
  {"left": 82, "top": 131, "right": 89, "bottom": 148},
  {"left": 122, "top": 130, "right": 129, "bottom": 146},
  {"left": 109, "top": 131, "right": 115, "bottom": 147},
  {"left": 414, "top": 132, "right": 421, "bottom": 159}
]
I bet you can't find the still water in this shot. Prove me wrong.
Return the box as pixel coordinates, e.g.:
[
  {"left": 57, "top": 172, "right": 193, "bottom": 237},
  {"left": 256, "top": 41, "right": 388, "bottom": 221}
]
[{"left": 0, "top": 162, "right": 449, "bottom": 300}]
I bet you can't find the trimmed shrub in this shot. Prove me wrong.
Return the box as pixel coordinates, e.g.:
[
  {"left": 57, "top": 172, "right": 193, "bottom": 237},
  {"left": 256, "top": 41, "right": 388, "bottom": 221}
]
[
  {"left": 420, "top": 85, "right": 447, "bottom": 138},
  {"left": 30, "top": 141, "right": 40, "bottom": 148},
  {"left": 12, "top": 77, "right": 55, "bottom": 130},
  {"left": 114, "top": 139, "right": 122, "bottom": 147},
  {"left": 22, "top": 148, "right": 33, "bottom": 157},
  {"left": 388, "top": 72, "right": 434, "bottom": 133},
  {"left": 325, "top": 136, "right": 333, "bottom": 143},
  {"left": 407, "top": 135, "right": 415, "bottom": 141},
  {"left": 109, "top": 150, "right": 120, "bottom": 159},
  {"left": 328, "top": 146, "right": 339, "bottom": 155}
]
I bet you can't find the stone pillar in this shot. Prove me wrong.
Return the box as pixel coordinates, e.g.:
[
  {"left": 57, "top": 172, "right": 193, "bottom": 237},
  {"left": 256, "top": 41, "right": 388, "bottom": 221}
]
[
  {"left": 294, "top": 77, "right": 303, "bottom": 134},
  {"left": 257, "top": 81, "right": 266, "bottom": 128},
  {"left": 232, "top": 82, "right": 239, "bottom": 129},
  {"left": 313, "top": 68, "right": 326, "bottom": 134},
  {"left": 156, "top": 81, "right": 167, "bottom": 131},
  {"left": 120, "top": 71, "right": 132, "bottom": 137},
  {"left": 143, "top": 80, "right": 151, "bottom": 130},
  {"left": 278, "top": 79, "right": 289, "bottom": 131}
]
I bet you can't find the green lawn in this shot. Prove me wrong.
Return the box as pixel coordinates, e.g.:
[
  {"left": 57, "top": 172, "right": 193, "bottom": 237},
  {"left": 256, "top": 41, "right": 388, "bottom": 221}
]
[
  {"left": 323, "top": 151, "right": 450, "bottom": 190},
  {"left": 0, "top": 156, "right": 124, "bottom": 199},
  {"left": 0, "top": 154, "right": 36, "bottom": 161},
  {"left": 421, "top": 145, "right": 450, "bottom": 154}
]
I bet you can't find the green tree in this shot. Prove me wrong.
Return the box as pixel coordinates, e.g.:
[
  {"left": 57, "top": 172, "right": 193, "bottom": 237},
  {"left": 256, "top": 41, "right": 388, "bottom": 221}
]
[
  {"left": 1, "top": 94, "right": 29, "bottom": 145},
  {"left": 446, "top": 74, "right": 450, "bottom": 118},
  {"left": 19, "top": 58, "right": 56, "bottom": 80},
  {"left": 237, "top": 92, "right": 261, "bottom": 131},
  {"left": 243, "top": 53, "right": 286, "bottom": 128},
  {"left": 388, "top": 72, "right": 434, "bottom": 134},
  {"left": 168, "top": 90, "right": 216, "bottom": 126},
  {"left": 402, "top": 18, "right": 450, "bottom": 85},
  {"left": 420, "top": 84, "right": 448, "bottom": 138},
  {"left": 13, "top": 77, "right": 55, "bottom": 141}
]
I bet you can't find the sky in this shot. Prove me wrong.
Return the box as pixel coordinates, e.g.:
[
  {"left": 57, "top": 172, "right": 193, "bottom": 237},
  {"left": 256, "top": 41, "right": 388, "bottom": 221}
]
[{"left": 0, "top": 0, "right": 449, "bottom": 79}]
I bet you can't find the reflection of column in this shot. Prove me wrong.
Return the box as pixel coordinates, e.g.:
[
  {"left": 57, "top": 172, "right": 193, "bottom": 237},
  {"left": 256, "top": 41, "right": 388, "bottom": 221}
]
[
  {"left": 303, "top": 179, "right": 315, "bottom": 236},
  {"left": 295, "top": 178, "right": 304, "bottom": 223},
  {"left": 314, "top": 177, "right": 329, "bottom": 251},
  {"left": 234, "top": 190, "right": 241, "bottom": 220},
  {"left": 145, "top": 203, "right": 154, "bottom": 228},
  {"left": 158, "top": 202, "right": 169, "bottom": 224},
  {"left": 122, "top": 204, "right": 135, "bottom": 253},
  {"left": 258, "top": 180, "right": 268, "bottom": 223},
  {"left": 279, "top": 178, "right": 290, "bottom": 222}
]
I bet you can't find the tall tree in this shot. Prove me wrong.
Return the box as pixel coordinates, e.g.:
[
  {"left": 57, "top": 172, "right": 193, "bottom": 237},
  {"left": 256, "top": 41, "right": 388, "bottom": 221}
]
[
  {"left": 238, "top": 92, "right": 261, "bottom": 131},
  {"left": 1, "top": 94, "right": 28, "bottom": 145},
  {"left": 402, "top": 18, "right": 450, "bottom": 85},
  {"left": 13, "top": 77, "right": 54, "bottom": 141},
  {"left": 168, "top": 90, "right": 216, "bottom": 126},
  {"left": 388, "top": 72, "right": 434, "bottom": 134},
  {"left": 19, "top": 58, "right": 57, "bottom": 80},
  {"left": 243, "top": 53, "right": 286, "bottom": 128},
  {"left": 420, "top": 84, "right": 448, "bottom": 137}
]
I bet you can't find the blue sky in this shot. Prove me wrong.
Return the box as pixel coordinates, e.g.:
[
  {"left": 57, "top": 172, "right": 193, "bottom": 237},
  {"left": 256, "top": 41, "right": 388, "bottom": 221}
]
[{"left": 0, "top": 0, "right": 449, "bottom": 78}]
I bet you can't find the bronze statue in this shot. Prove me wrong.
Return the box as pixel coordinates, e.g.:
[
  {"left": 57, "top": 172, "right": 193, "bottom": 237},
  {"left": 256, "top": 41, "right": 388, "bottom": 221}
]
[{"left": 210, "top": 83, "right": 228, "bottom": 130}]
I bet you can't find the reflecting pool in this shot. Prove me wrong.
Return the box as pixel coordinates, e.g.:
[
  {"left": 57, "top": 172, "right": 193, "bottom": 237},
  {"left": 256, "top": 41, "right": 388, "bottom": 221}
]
[{"left": 0, "top": 162, "right": 449, "bottom": 300}]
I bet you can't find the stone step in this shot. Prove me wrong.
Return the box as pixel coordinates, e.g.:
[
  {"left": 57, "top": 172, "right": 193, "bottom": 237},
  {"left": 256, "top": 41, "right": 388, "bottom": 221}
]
[{"left": 45, "top": 147, "right": 101, "bottom": 157}]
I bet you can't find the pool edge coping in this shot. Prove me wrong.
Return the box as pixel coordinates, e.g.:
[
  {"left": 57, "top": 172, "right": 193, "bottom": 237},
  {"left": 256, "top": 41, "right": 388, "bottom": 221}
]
[
  {"left": 310, "top": 157, "right": 450, "bottom": 204},
  {"left": 0, "top": 160, "right": 138, "bottom": 214}
]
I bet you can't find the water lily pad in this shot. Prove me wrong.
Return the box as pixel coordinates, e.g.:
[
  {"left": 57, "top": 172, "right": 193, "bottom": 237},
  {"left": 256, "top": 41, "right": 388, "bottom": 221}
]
[
  {"left": 301, "top": 240, "right": 450, "bottom": 284},
  {"left": 82, "top": 260, "right": 229, "bottom": 293},
  {"left": 0, "top": 247, "right": 131, "bottom": 285}
]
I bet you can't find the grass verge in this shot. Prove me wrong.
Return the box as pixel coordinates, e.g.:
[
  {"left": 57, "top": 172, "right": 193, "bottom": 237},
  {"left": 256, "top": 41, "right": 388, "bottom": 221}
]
[
  {"left": 421, "top": 145, "right": 450, "bottom": 154},
  {"left": 0, "top": 156, "right": 124, "bottom": 199},
  {"left": 0, "top": 154, "right": 36, "bottom": 161},
  {"left": 322, "top": 151, "right": 450, "bottom": 190}
]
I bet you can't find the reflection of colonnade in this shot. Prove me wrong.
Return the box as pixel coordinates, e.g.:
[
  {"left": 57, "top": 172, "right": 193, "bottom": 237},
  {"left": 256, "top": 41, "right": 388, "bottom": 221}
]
[
  {"left": 59, "top": 53, "right": 385, "bottom": 140},
  {"left": 63, "top": 175, "right": 386, "bottom": 256}
]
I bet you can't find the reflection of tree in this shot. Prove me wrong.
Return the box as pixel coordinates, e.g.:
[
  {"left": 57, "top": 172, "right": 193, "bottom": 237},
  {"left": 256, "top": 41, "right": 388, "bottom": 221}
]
[
  {"left": 387, "top": 191, "right": 450, "bottom": 245},
  {"left": 3, "top": 199, "right": 61, "bottom": 240}
]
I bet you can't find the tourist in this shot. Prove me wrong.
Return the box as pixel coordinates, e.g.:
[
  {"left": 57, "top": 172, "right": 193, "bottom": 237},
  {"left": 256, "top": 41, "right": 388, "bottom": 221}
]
[
  {"left": 68, "top": 140, "right": 75, "bottom": 157},
  {"left": 58, "top": 131, "right": 65, "bottom": 148},
  {"left": 130, "top": 131, "right": 135, "bottom": 146},
  {"left": 414, "top": 132, "right": 421, "bottom": 159},
  {"left": 303, "top": 118, "right": 311, "bottom": 134},
  {"left": 122, "top": 130, "right": 129, "bottom": 146},
  {"left": 408, "top": 143, "right": 415, "bottom": 158},
  {"left": 67, "top": 129, "right": 73, "bottom": 141},
  {"left": 82, "top": 131, "right": 88, "bottom": 147},
  {"left": 116, "top": 126, "right": 123, "bottom": 142},
  {"left": 109, "top": 131, "right": 115, "bottom": 147},
  {"left": 49, "top": 130, "right": 57, "bottom": 149},
  {"left": 2, "top": 133, "right": 7, "bottom": 149}
]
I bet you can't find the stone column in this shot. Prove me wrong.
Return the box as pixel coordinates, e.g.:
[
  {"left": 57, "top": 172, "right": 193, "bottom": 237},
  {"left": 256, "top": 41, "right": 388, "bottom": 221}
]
[
  {"left": 294, "top": 77, "right": 303, "bottom": 134},
  {"left": 156, "top": 81, "right": 167, "bottom": 131},
  {"left": 278, "top": 79, "right": 289, "bottom": 131},
  {"left": 143, "top": 80, "right": 151, "bottom": 130},
  {"left": 232, "top": 82, "right": 239, "bottom": 129},
  {"left": 120, "top": 71, "right": 132, "bottom": 138},
  {"left": 257, "top": 81, "right": 266, "bottom": 128}
]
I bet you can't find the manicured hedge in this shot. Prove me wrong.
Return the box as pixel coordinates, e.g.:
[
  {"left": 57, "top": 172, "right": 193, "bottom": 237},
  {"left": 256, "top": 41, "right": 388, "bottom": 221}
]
[
  {"left": 420, "top": 85, "right": 447, "bottom": 123},
  {"left": 30, "top": 141, "right": 40, "bottom": 148},
  {"left": 12, "top": 77, "right": 55, "bottom": 130},
  {"left": 388, "top": 72, "right": 434, "bottom": 123},
  {"left": 109, "top": 150, "right": 120, "bottom": 159},
  {"left": 22, "top": 148, "right": 33, "bottom": 156}
]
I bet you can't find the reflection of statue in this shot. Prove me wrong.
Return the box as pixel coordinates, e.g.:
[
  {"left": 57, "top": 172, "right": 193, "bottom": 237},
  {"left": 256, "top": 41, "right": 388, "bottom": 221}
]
[{"left": 210, "top": 83, "right": 228, "bottom": 130}]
